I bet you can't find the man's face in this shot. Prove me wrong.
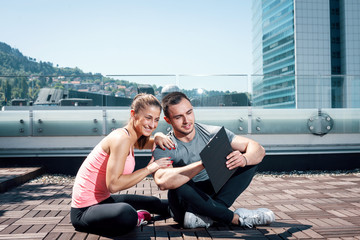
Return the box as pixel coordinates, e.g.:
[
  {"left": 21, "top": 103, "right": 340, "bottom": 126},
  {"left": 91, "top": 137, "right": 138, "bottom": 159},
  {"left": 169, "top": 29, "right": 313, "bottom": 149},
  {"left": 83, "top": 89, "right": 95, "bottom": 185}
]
[{"left": 165, "top": 98, "right": 195, "bottom": 139}]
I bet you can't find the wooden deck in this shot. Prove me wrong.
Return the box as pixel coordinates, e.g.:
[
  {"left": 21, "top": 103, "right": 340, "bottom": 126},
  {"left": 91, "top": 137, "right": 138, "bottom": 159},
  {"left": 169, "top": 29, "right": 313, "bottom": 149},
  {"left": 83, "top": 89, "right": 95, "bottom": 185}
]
[{"left": 0, "top": 167, "right": 360, "bottom": 239}]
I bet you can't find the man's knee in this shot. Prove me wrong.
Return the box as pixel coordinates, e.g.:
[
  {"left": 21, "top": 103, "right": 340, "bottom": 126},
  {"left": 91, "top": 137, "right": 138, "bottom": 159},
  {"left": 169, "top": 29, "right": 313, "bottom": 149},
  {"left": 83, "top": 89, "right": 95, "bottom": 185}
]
[{"left": 168, "top": 183, "right": 193, "bottom": 198}]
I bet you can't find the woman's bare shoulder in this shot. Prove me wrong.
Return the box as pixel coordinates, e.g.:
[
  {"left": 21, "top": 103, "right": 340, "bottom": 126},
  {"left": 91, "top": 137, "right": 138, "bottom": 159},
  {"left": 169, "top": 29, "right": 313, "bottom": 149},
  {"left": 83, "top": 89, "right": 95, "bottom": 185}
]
[{"left": 101, "top": 128, "right": 131, "bottom": 153}]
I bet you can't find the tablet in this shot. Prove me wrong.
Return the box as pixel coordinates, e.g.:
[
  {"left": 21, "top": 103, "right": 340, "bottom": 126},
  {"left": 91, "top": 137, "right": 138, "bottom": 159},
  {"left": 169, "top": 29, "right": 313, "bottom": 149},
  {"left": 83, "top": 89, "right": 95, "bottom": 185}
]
[{"left": 200, "top": 126, "right": 236, "bottom": 193}]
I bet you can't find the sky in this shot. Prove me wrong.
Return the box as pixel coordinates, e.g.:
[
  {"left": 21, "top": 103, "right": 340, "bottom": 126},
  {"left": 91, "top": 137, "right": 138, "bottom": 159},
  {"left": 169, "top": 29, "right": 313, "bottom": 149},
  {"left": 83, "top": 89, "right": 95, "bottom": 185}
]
[{"left": 1, "top": 0, "right": 253, "bottom": 91}]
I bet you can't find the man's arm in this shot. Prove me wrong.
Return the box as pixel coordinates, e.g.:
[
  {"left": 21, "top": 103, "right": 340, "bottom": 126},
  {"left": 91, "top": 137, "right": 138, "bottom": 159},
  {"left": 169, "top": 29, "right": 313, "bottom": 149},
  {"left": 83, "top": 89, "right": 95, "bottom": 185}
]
[
  {"left": 152, "top": 145, "right": 204, "bottom": 190},
  {"left": 226, "top": 135, "right": 266, "bottom": 170},
  {"left": 153, "top": 161, "right": 204, "bottom": 190}
]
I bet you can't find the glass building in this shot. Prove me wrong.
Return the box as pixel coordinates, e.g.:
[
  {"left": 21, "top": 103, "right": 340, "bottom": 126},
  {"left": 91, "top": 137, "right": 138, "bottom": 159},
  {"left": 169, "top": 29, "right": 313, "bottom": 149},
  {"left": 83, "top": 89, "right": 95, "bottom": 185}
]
[{"left": 252, "top": 0, "right": 360, "bottom": 108}]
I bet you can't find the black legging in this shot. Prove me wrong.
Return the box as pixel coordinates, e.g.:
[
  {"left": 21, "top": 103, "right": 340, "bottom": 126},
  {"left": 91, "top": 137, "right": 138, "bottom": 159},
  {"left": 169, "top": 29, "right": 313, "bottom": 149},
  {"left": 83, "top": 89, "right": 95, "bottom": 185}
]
[
  {"left": 71, "top": 194, "right": 168, "bottom": 236},
  {"left": 168, "top": 165, "right": 258, "bottom": 225}
]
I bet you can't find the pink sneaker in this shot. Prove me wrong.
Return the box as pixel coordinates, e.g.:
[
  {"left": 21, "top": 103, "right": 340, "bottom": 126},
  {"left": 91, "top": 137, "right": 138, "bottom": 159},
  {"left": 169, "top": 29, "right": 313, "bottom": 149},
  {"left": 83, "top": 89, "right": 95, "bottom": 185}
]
[{"left": 137, "top": 210, "right": 151, "bottom": 226}]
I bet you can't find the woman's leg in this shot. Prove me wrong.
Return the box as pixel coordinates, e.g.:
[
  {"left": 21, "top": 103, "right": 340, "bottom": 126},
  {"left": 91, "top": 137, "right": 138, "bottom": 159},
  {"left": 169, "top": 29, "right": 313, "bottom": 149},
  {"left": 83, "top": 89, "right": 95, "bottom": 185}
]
[
  {"left": 110, "top": 194, "right": 169, "bottom": 216},
  {"left": 71, "top": 202, "right": 138, "bottom": 236}
]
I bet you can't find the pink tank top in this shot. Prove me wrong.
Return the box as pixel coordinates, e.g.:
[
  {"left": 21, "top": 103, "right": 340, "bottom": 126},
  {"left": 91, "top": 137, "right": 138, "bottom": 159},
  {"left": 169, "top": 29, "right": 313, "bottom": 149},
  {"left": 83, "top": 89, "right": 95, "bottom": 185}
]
[{"left": 71, "top": 129, "right": 135, "bottom": 208}]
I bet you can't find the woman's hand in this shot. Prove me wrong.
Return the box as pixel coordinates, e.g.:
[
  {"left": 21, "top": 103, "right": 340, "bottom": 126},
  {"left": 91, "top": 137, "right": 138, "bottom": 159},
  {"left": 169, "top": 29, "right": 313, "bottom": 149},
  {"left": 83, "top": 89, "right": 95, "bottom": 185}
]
[
  {"left": 146, "top": 157, "right": 173, "bottom": 173},
  {"left": 154, "top": 132, "right": 175, "bottom": 150}
]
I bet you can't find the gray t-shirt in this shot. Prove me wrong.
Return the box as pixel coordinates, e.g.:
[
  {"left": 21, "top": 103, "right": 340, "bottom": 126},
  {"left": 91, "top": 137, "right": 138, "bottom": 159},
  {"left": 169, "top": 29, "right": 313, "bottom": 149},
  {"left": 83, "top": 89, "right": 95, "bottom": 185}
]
[{"left": 153, "top": 123, "right": 235, "bottom": 182}]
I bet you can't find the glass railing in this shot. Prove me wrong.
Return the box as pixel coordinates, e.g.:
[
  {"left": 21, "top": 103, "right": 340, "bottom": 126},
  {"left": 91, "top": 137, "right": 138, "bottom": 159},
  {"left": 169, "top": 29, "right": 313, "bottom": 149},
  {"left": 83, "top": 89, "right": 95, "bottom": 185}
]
[
  {"left": 2, "top": 74, "right": 359, "bottom": 108},
  {"left": 1, "top": 107, "right": 359, "bottom": 137},
  {"left": 0, "top": 74, "right": 359, "bottom": 137}
]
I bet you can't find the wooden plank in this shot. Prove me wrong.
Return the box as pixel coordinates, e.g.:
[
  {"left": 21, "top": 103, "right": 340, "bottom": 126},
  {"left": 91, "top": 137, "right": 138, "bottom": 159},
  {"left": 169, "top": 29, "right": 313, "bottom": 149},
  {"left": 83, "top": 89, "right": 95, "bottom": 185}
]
[
  {"left": 13, "top": 217, "right": 63, "bottom": 225},
  {"left": 25, "top": 224, "right": 45, "bottom": 234},
  {"left": 0, "top": 224, "right": 18, "bottom": 234},
  {"left": 11, "top": 224, "right": 31, "bottom": 234},
  {"left": 71, "top": 231, "right": 89, "bottom": 240},
  {"left": 43, "top": 232, "right": 61, "bottom": 240},
  {"left": 57, "top": 232, "right": 75, "bottom": 240},
  {"left": 0, "top": 210, "right": 29, "bottom": 218},
  {"left": 0, "top": 233, "right": 47, "bottom": 239},
  {"left": 33, "top": 205, "right": 69, "bottom": 211}
]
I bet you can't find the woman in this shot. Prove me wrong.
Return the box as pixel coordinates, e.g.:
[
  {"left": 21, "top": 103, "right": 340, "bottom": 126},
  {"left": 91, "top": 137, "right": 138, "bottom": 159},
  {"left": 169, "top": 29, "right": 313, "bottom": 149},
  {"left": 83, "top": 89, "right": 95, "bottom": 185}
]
[{"left": 71, "top": 93, "right": 174, "bottom": 236}]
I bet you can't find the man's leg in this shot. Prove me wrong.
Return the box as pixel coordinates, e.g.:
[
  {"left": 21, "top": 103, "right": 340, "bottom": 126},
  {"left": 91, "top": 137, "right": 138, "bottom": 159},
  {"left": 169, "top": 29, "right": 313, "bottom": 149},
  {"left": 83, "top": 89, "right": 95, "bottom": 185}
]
[
  {"left": 213, "top": 165, "right": 258, "bottom": 208},
  {"left": 168, "top": 180, "right": 234, "bottom": 225},
  {"left": 169, "top": 165, "right": 275, "bottom": 228}
]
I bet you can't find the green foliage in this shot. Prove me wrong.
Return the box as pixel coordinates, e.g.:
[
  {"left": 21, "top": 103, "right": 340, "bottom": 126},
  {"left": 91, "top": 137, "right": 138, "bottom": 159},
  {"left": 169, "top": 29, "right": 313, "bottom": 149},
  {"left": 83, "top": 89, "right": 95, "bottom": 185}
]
[
  {"left": 0, "top": 42, "right": 101, "bottom": 106},
  {"left": 0, "top": 41, "right": 249, "bottom": 107},
  {"left": 0, "top": 41, "right": 151, "bottom": 106}
]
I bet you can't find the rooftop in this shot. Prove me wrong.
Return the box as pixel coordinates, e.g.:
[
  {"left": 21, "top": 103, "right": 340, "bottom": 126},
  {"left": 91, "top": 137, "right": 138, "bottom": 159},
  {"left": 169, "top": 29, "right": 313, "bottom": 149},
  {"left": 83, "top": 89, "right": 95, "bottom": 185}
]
[
  {"left": 1, "top": 74, "right": 360, "bottom": 239},
  {"left": 1, "top": 167, "right": 360, "bottom": 239}
]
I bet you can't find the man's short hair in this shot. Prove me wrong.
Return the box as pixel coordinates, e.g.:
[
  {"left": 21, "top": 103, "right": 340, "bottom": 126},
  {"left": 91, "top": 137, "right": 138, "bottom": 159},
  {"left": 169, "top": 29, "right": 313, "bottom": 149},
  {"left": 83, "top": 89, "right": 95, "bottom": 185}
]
[{"left": 162, "top": 92, "right": 191, "bottom": 118}]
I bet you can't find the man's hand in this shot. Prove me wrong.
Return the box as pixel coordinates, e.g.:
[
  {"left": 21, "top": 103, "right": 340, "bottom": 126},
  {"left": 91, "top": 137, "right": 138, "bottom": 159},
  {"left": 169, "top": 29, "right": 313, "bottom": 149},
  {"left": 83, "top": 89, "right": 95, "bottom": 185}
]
[{"left": 225, "top": 150, "right": 247, "bottom": 170}]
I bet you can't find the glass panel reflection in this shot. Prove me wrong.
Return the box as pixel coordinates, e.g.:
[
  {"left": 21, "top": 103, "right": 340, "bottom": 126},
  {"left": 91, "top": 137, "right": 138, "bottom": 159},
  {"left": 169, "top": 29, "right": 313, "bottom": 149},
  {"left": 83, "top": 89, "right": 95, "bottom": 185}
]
[
  {"left": 0, "top": 111, "right": 30, "bottom": 136},
  {"left": 33, "top": 110, "right": 103, "bottom": 136}
]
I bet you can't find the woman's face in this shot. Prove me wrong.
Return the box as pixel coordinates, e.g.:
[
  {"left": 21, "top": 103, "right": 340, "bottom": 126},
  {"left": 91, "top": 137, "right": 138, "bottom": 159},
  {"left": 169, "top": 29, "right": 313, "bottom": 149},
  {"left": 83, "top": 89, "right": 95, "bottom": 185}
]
[{"left": 132, "top": 105, "right": 161, "bottom": 136}]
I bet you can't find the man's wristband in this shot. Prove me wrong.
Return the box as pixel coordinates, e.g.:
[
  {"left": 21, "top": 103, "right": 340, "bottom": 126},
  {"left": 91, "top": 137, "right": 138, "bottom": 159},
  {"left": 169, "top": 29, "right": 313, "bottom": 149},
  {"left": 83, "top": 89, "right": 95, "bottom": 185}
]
[{"left": 243, "top": 155, "right": 248, "bottom": 166}]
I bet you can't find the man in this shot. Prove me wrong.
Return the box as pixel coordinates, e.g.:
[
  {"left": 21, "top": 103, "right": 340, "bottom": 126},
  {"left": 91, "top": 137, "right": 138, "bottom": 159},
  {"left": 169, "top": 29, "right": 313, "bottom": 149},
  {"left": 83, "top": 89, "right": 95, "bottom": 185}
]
[{"left": 153, "top": 92, "right": 275, "bottom": 228}]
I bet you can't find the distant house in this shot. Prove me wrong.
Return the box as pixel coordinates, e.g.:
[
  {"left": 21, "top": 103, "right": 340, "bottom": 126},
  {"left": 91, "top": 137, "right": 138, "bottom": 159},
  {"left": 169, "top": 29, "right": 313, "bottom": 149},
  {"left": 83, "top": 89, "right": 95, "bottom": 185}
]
[
  {"left": 137, "top": 84, "right": 154, "bottom": 95},
  {"left": 125, "top": 86, "right": 138, "bottom": 98},
  {"left": 115, "top": 91, "right": 125, "bottom": 97},
  {"left": 34, "top": 87, "right": 132, "bottom": 107},
  {"left": 70, "top": 80, "right": 81, "bottom": 85},
  {"left": 59, "top": 98, "right": 93, "bottom": 106},
  {"left": 104, "top": 82, "right": 118, "bottom": 89},
  {"left": 11, "top": 99, "right": 28, "bottom": 106},
  {"left": 91, "top": 85, "right": 101, "bottom": 92},
  {"left": 78, "top": 89, "right": 89, "bottom": 92},
  {"left": 34, "top": 88, "right": 68, "bottom": 105}
]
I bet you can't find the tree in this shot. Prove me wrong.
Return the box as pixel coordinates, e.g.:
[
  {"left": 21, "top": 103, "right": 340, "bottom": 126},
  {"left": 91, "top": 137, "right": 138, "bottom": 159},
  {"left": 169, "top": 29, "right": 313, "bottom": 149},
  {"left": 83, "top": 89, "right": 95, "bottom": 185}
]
[
  {"left": 4, "top": 79, "right": 12, "bottom": 105},
  {"left": 39, "top": 76, "right": 46, "bottom": 87},
  {"left": 19, "top": 77, "right": 28, "bottom": 98},
  {"left": 54, "top": 82, "right": 64, "bottom": 90}
]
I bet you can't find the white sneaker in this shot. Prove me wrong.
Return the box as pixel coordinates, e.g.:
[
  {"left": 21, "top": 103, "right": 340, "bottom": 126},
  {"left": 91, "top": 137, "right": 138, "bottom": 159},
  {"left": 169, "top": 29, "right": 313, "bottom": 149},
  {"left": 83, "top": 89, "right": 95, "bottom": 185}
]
[
  {"left": 183, "top": 212, "right": 213, "bottom": 229},
  {"left": 234, "top": 208, "right": 275, "bottom": 228}
]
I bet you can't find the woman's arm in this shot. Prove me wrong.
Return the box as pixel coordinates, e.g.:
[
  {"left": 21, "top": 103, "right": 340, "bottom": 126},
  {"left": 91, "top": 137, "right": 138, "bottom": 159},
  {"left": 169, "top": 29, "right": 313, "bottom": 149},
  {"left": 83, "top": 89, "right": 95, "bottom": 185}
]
[
  {"left": 105, "top": 133, "right": 172, "bottom": 193},
  {"left": 105, "top": 133, "right": 142, "bottom": 193}
]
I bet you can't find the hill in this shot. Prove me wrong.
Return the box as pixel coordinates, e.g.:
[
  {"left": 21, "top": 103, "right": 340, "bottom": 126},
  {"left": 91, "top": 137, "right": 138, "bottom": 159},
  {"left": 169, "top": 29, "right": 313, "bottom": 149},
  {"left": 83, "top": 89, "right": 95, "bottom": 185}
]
[
  {"left": 0, "top": 42, "right": 134, "bottom": 106},
  {"left": 0, "top": 41, "right": 250, "bottom": 107},
  {"left": 0, "top": 42, "right": 96, "bottom": 77}
]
